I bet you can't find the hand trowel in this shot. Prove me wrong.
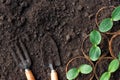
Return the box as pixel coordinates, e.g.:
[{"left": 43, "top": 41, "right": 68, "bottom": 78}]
[{"left": 41, "top": 33, "right": 61, "bottom": 80}]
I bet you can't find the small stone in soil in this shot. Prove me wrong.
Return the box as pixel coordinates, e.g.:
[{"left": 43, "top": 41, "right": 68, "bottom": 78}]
[
  {"left": 66, "top": 34, "right": 71, "bottom": 42},
  {"left": 21, "top": 1, "right": 28, "bottom": 8},
  {"left": 21, "top": 17, "right": 26, "bottom": 24},
  {"left": 8, "top": 18, "right": 12, "bottom": 22},
  {"left": 66, "top": 51, "right": 72, "bottom": 58},
  {"left": 84, "top": 12, "right": 89, "bottom": 17},
  {"left": 1, "top": 0, "right": 5, "bottom": 3},
  {"left": 77, "top": 5, "right": 83, "bottom": 11},
  {"left": 5, "top": 0, "right": 11, "bottom": 5},
  {"left": 88, "top": 14, "right": 94, "bottom": 20},
  {"left": 82, "top": 32, "right": 87, "bottom": 38},
  {"left": 0, "top": 16, "right": 4, "bottom": 21},
  {"left": 0, "top": 21, "right": 3, "bottom": 26}
]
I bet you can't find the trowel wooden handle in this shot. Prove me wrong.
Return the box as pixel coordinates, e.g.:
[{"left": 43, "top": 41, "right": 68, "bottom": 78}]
[
  {"left": 25, "top": 69, "right": 35, "bottom": 80},
  {"left": 51, "top": 70, "right": 58, "bottom": 80}
]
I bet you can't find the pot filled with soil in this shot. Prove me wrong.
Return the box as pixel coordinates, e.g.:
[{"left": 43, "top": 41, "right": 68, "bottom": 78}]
[
  {"left": 95, "top": 57, "right": 120, "bottom": 80},
  {"left": 81, "top": 33, "right": 109, "bottom": 61},
  {"left": 95, "top": 6, "right": 120, "bottom": 35},
  {"left": 109, "top": 32, "right": 120, "bottom": 58},
  {"left": 65, "top": 56, "right": 94, "bottom": 80}
]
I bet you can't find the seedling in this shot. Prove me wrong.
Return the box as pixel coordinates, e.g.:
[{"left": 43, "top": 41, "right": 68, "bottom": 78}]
[
  {"left": 66, "top": 64, "right": 92, "bottom": 80},
  {"left": 89, "top": 30, "right": 101, "bottom": 61},
  {"left": 88, "top": 6, "right": 120, "bottom": 61},
  {"left": 99, "top": 6, "right": 120, "bottom": 32},
  {"left": 100, "top": 52, "right": 120, "bottom": 80}
]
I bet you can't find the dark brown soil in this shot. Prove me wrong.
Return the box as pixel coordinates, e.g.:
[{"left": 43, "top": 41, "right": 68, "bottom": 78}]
[{"left": 0, "top": 0, "right": 120, "bottom": 80}]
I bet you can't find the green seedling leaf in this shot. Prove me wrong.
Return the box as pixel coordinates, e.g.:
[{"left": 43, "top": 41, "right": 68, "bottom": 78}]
[
  {"left": 66, "top": 68, "right": 79, "bottom": 80},
  {"left": 89, "top": 46, "right": 101, "bottom": 61},
  {"left": 99, "top": 18, "right": 113, "bottom": 32},
  {"left": 78, "top": 64, "right": 92, "bottom": 74},
  {"left": 100, "top": 72, "right": 111, "bottom": 80},
  {"left": 108, "top": 59, "right": 119, "bottom": 73},
  {"left": 90, "top": 30, "right": 101, "bottom": 45},
  {"left": 112, "top": 6, "right": 120, "bottom": 21}
]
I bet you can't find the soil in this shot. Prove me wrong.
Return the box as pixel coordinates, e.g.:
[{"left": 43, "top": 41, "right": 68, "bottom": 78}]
[{"left": 0, "top": 0, "right": 120, "bottom": 80}]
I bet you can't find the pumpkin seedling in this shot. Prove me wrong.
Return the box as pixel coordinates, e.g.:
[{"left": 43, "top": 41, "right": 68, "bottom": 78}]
[
  {"left": 100, "top": 52, "right": 120, "bottom": 80},
  {"left": 66, "top": 64, "right": 92, "bottom": 80},
  {"left": 89, "top": 30, "right": 101, "bottom": 61},
  {"left": 99, "top": 6, "right": 120, "bottom": 32}
]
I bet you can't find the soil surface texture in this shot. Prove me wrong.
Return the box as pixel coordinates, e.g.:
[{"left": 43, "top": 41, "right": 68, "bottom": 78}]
[{"left": 0, "top": 0, "right": 120, "bottom": 80}]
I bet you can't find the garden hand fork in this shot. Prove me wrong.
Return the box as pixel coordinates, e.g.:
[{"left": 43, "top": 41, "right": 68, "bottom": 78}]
[{"left": 11, "top": 40, "right": 35, "bottom": 80}]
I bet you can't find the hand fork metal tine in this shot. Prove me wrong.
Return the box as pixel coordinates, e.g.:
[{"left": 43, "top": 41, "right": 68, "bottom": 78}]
[
  {"left": 10, "top": 46, "right": 19, "bottom": 65},
  {"left": 15, "top": 43, "right": 25, "bottom": 66},
  {"left": 19, "top": 40, "right": 31, "bottom": 64},
  {"left": 10, "top": 40, "right": 36, "bottom": 80}
]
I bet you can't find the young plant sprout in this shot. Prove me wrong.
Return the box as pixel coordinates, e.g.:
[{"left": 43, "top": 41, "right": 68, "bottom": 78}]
[
  {"left": 66, "top": 64, "right": 92, "bottom": 80},
  {"left": 89, "top": 30, "right": 101, "bottom": 61},
  {"left": 88, "top": 6, "right": 120, "bottom": 61},
  {"left": 100, "top": 52, "right": 120, "bottom": 80},
  {"left": 99, "top": 6, "right": 120, "bottom": 32}
]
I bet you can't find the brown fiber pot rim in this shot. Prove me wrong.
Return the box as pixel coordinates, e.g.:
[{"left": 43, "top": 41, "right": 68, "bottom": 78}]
[{"left": 109, "top": 32, "right": 120, "bottom": 58}]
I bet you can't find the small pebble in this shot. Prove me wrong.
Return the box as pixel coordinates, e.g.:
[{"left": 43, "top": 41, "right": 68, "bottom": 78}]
[
  {"left": 84, "top": 12, "right": 89, "bottom": 17},
  {"left": 0, "top": 22, "right": 3, "bottom": 26},
  {"left": 0, "top": 16, "right": 4, "bottom": 20},
  {"left": 21, "top": 17, "right": 26, "bottom": 24},
  {"left": 72, "top": 2, "right": 75, "bottom": 6},
  {"left": 66, "top": 51, "right": 72, "bottom": 58},
  {"left": 82, "top": 32, "right": 87, "bottom": 38},
  {"left": 21, "top": 1, "right": 28, "bottom": 8},
  {"left": 1, "top": 0, "right": 5, "bottom": 3},
  {"left": 8, "top": 18, "right": 12, "bottom": 22},
  {"left": 88, "top": 14, "right": 94, "bottom": 19},
  {"left": 77, "top": 5, "right": 83, "bottom": 11},
  {"left": 62, "top": 5, "right": 66, "bottom": 10},
  {"left": 66, "top": 34, "right": 70, "bottom": 41},
  {"left": 5, "top": 0, "right": 11, "bottom": 5}
]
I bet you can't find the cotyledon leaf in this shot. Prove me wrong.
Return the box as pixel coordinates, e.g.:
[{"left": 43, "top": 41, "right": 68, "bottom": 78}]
[
  {"left": 66, "top": 68, "right": 79, "bottom": 80},
  {"left": 89, "top": 45, "right": 101, "bottom": 61},
  {"left": 112, "top": 6, "right": 120, "bottom": 21},
  {"left": 90, "top": 30, "right": 101, "bottom": 45},
  {"left": 99, "top": 18, "right": 113, "bottom": 32}
]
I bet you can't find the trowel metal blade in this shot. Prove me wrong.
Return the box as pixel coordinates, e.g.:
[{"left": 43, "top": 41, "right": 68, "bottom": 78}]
[{"left": 41, "top": 33, "right": 61, "bottom": 67}]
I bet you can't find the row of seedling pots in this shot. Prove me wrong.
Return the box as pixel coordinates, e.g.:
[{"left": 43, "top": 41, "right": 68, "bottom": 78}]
[
  {"left": 65, "top": 55, "right": 120, "bottom": 80},
  {"left": 65, "top": 5, "right": 120, "bottom": 80}
]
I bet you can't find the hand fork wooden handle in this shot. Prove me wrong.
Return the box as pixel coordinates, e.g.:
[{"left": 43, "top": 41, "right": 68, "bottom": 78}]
[
  {"left": 11, "top": 40, "right": 35, "bottom": 80},
  {"left": 25, "top": 69, "right": 35, "bottom": 80}
]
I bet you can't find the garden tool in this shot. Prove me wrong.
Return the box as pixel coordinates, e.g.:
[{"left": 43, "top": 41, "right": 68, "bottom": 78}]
[
  {"left": 41, "top": 33, "right": 61, "bottom": 80},
  {"left": 10, "top": 40, "right": 35, "bottom": 80}
]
